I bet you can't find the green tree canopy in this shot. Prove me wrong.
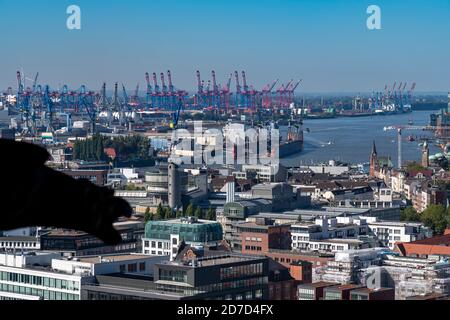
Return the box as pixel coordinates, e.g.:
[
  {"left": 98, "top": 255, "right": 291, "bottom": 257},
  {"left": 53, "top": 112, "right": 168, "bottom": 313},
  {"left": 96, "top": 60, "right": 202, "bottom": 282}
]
[
  {"left": 400, "top": 207, "right": 421, "bottom": 222},
  {"left": 422, "top": 204, "right": 449, "bottom": 235},
  {"left": 185, "top": 203, "right": 195, "bottom": 217},
  {"left": 194, "top": 207, "right": 203, "bottom": 219},
  {"left": 144, "top": 207, "right": 153, "bottom": 223},
  {"left": 155, "top": 203, "right": 164, "bottom": 221},
  {"left": 206, "top": 208, "right": 216, "bottom": 221}
]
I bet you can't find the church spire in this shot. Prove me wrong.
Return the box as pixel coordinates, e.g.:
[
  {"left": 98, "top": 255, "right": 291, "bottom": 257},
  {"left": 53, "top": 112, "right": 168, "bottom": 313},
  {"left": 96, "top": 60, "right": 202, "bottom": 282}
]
[{"left": 370, "top": 141, "right": 378, "bottom": 177}]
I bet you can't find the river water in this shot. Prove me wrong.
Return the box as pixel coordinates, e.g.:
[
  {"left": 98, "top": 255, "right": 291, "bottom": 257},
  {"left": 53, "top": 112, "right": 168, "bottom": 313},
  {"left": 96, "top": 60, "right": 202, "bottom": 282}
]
[{"left": 280, "top": 110, "right": 440, "bottom": 167}]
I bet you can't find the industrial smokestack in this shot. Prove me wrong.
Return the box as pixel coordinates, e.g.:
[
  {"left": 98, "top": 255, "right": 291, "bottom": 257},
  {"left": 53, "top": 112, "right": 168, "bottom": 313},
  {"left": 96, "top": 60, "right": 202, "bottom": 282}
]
[{"left": 168, "top": 162, "right": 182, "bottom": 210}]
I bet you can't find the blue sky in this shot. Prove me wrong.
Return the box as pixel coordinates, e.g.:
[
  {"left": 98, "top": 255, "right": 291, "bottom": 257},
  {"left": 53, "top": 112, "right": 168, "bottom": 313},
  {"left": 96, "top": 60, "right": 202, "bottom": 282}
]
[{"left": 0, "top": 0, "right": 449, "bottom": 92}]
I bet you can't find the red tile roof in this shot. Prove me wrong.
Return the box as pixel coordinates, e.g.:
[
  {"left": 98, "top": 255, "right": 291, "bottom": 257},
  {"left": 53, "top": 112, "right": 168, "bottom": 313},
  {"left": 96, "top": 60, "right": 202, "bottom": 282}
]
[{"left": 396, "top": 234, "right": 450, "bottom": 257}]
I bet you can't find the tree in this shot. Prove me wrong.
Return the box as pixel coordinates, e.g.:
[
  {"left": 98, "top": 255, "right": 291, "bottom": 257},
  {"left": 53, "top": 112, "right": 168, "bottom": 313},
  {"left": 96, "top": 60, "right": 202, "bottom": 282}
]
[
  {"left": 94, "top": 134, "right": 104, "bottom": 161},
  {"left": 406, "top": 162, "right": 426, "bottom": 172},
  {"left": 185, "top": 203, "right": 195, "bottom": 217},
  {"left": 400, "top": 207, "right": 421, "bottom": 222},
  {"left": 144, "top": 207, "right": 152, "bottom": 223},
  {"left": 194, "top": 207, "right": 203, "bottom": 219},
  {"left": 155, "top": 203, "right": 164, "bottom": 221},
  {"left": 421, "top": 204, "right": 449, "bottom": 235},
  {"left": 206, "top": 208, "right": 216, "bottom": 221},
  {"left": 164, "top": 207, "right": 174, "bottom": 220}
]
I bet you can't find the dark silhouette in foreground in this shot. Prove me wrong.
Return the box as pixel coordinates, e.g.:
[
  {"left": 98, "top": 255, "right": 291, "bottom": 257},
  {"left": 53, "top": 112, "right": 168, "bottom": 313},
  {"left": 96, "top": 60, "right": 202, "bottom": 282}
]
[{"left": 0, "top": 139, "right": 132, "bottom": 245}]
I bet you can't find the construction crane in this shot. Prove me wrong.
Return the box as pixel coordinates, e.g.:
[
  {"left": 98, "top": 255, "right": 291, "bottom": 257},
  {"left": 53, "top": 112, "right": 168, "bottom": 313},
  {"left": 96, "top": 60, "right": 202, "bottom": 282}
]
[
  {"left": 129, "top": 83, "right": 140, "bottom": 108},
  {"left": 287, "top": 80, "right": 302, "bottom": 106},
  {"left": 152, "top": 73, "right": 161, "bottom": 109},
  {"left": 145, "top": 72, "right": 153, "bottom": 109},
  {"left": 220, "top": 73, "right": 233, "bottom": 112},
  {"left": 261, "top": 79, "right": 279, "bottom": 109},
  {"left": 43, "top": 85, "right": 55, "bottom": 133}
]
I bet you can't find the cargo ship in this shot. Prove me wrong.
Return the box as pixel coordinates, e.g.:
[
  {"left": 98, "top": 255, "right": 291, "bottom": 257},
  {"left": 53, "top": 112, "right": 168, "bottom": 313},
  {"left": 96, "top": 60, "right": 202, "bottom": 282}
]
[
  {"left": 222, "top": 121, "right": 304, "bottom": 160},
  {"left": 279, "top": 123, "right": 304, "bottom": 158}
]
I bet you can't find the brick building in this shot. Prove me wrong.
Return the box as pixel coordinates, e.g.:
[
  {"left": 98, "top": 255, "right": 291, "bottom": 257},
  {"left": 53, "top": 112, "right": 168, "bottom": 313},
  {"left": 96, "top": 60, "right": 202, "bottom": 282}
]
[{"left": 238, "top": 219, "right": 291, "bottom": 255}]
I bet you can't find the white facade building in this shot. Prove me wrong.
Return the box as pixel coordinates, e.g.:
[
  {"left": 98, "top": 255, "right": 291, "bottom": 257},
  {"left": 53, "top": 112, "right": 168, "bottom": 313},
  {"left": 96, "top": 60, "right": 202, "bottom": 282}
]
[
  {"left": 0, "top": 252, "right": 82, "bottom": 301},
  {"left": 366, "top": 219, "right": 432, "bottom": 250},
  {"left": 291, "top": 217, "right": 372, "bottom": 252},
  {"left": 0, "top": 252, "right": 168, "bottom": 300},
  {"left": 0, "top": 236, "right": 41, "bottom": 251}
]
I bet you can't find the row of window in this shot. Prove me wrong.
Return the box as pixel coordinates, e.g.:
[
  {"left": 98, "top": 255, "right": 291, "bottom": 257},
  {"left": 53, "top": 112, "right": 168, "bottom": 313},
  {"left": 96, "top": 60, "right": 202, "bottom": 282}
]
[
  {"left": 220, "top": 263, "right": 264, "bottom": 280},
  {"left": 155, "top": 277, "right": 268, "bottom": 296},
  {"left": 118, "top": 263, "right": 146, "bottom": 273},
  {"left": 144, "top": 250, "right": 171, "bottom": 256},
  {"left": 292, "top": 243, "right": 345, "bottom": 251},
  {"left": 245, "top": 246, "right": 262, "bottom": 251},
  {"left": 0, "top": 242, "right": 38, "bottom": 248},
  {"left": 159, "top": 269, "right": 188, "bottom": 283},
  {"left": 298, "top": 288, "right": 315, "bottom": 300},
  {"left": 144, "top": 240, "right": 171, "bottom": 250},
  {"left": 0, "top": 271, "right": 79, "bottom": 291},
  {"left": 373, "top": 228, "right": 402, "bottom": 234},
  {"left": 244, "top": 237, "right": 262, "bottom": 242},
  {"left": 0, "top": 284, "right": 79, "bottom": 300}
]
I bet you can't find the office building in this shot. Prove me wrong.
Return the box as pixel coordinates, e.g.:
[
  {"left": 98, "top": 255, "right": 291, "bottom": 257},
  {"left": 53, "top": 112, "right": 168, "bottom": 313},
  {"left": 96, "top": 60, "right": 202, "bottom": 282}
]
[{"left": 142, "top": 217, "right": 223, "bottom": 260}]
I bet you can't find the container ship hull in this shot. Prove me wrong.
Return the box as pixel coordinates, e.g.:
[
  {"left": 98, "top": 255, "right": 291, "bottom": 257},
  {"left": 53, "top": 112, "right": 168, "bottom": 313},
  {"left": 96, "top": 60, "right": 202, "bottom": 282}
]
[{"left": 279, "top": 138, "right": 304, "bottom": 158}]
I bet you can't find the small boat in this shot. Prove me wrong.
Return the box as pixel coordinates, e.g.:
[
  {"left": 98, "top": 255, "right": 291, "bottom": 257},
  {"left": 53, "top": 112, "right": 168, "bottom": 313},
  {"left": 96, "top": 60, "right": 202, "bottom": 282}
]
[{"left": 408, "top": 135, "right": 415, "bottom": 142}]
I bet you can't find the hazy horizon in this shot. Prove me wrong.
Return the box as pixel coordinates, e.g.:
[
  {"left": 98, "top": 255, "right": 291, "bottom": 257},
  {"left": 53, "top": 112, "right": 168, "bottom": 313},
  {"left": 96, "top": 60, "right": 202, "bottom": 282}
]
[{"left": 1, "top": 0, "right": 449, "bottom": 92}]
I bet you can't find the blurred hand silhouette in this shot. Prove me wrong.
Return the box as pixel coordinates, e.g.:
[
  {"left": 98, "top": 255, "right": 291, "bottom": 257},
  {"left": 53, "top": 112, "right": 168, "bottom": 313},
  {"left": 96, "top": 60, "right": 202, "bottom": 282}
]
[{"left": 0, "top": 139, "right": 132, "bottom": 245}]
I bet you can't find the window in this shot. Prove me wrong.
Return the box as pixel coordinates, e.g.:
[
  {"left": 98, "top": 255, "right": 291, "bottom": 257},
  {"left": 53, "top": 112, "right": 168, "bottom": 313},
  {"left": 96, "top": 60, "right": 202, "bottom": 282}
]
[
  {"left": 140, "top": 263, "right": 146, "bottom": 271},
  {"left": 159, "top": 269, "right": 187, "bottom": 283},
  {"left": 128, "top": 264, "right": 138, "bottom": 273}
]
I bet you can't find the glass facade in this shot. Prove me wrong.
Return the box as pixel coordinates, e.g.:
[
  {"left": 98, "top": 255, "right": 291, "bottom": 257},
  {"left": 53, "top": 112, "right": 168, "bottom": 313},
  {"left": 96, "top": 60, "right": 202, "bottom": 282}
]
[
  {"left": 298, "top": 288, "right": 315, "bottom": 300},
  {"left": 0, "top": 270, "right": 80, "bottom": 300},
  {"left": 154, "top": 276, "right": 268, "bottom": 298},
  {"left": 158, "top": 269, "right": 188, "bottom": 283},
  {"left": 220, "top": 263, "right": 264, "bottom": 280},
  {"left": 351, "top": 293, "right": 368, "bottom": 300},
  {"left": 145, "top": 221, "right": 223, "bottom": 243},
  {"left": 324, "top": 291, "right": 342, "bottom": 300}
]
